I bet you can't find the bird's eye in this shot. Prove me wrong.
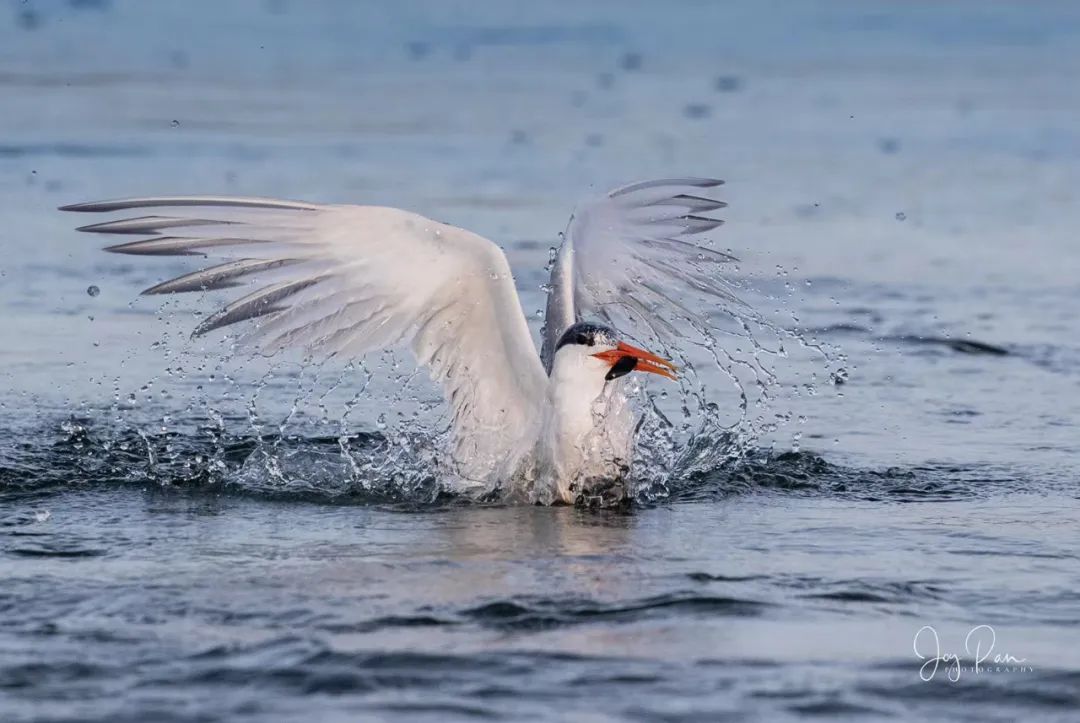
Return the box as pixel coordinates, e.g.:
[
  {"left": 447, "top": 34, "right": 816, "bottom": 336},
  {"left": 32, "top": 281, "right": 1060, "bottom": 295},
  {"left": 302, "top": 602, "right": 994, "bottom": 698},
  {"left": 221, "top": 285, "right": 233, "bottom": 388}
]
[{"left": 576, "top": 333, "right": 591, "bottom": 346}]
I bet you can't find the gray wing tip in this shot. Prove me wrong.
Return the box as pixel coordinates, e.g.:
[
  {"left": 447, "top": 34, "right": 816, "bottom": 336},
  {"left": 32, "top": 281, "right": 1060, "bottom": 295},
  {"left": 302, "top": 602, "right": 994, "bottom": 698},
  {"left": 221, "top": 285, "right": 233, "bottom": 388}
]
[
  {"left": 60, "top": 199, "right": 157, "bottom": 213},
  {"left": 103, "top": 238, "right": 204, "bottom": 256},
  {"left": 63, "top": 199, "right": 174, "bottom": 213},
  {"left": 58, "top": 199, "right": 122, "bottom": 213},
  {"left": 60, "top": 196, "right": 321, "bottom": 214},
  {"left": 609, "top": 177, "right": 725, "bottom": 198},
  {"left": 76, "top": 219, "right": 129, "bottom": 233},
  {"left": 681, "top": 215, "right": 725, "bottom": 233},
  {"left": 191, "top": 304, "right": 286, "bottom": 338},
  {"left": 140, "top": 280, "right": 242, "bottom": 296},
  {"left": 674, "top": 195, "right": 729, "bottom": 212},
  {"left": 191, "top": 314, "right": 226, "bottom": 338},
  {"left": 191, "top": 321, "right": 215, "bottom": 339}
]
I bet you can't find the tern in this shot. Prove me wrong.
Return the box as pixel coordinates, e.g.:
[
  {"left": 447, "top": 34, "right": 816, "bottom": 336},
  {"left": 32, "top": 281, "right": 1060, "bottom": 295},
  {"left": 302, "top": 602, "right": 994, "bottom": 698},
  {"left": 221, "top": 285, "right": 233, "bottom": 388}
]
[{"left": 62, "top": 178, "right": 737, "bottom": 504}]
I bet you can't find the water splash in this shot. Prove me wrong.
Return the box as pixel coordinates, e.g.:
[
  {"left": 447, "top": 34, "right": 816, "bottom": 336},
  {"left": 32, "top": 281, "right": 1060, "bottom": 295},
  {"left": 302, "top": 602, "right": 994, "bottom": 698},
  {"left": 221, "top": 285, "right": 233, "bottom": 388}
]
[
  {"left": 0, "top": 415, "right": 1024, "bottom": 509},
  {"left": 31, "top": 244, "right": 838, "bottom": 508}
]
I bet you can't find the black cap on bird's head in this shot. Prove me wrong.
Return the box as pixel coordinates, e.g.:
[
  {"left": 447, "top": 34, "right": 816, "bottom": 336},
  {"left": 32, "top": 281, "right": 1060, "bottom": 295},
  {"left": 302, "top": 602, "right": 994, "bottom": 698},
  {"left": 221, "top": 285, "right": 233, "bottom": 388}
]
[
  {"left": 554, "top": 321, "right": 618, "bottom": 352},
  {"left": 554, "top": 321, "right": 677, "bottom": 382}
]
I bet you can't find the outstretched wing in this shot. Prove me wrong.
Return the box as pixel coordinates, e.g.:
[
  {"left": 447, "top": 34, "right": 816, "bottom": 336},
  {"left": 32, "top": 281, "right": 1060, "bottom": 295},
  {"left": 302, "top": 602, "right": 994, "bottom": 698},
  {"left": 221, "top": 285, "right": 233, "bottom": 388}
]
[
  {"left": 63, "top": 196, "right": 548, "bottom": 481},
  {"left": 541, "top": 178, "right": 740, "bottom": 369}
]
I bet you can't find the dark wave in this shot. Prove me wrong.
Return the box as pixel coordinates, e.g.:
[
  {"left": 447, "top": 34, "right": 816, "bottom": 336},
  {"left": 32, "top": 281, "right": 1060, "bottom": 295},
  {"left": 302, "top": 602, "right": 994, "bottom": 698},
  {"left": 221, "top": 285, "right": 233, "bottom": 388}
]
[
  {"left": 671, "top": 451, "right": 1022, "bottom": 504},
  {"left": 461, "top": 592, "right": 771, "bottom": 631},
  {"left": 0, "top": 416, "right": 1033, "bottom": 508}
]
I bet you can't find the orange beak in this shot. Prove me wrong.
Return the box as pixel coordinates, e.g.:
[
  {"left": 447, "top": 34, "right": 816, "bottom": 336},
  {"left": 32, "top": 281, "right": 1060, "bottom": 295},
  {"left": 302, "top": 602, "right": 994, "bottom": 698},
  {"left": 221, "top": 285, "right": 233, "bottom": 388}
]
[{"left": 592, "top": 341, "right": 678, "bottom": 381}]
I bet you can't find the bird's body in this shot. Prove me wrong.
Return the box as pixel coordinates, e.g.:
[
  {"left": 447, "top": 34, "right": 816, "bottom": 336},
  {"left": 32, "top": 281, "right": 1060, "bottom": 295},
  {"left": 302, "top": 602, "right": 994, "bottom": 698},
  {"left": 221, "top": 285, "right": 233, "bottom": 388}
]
[
  {"left": 530, "top": 326, "right": 642, "bottom": 503},
  {"left": 62, "top": 178, "right": 737, "bottom": 504}
]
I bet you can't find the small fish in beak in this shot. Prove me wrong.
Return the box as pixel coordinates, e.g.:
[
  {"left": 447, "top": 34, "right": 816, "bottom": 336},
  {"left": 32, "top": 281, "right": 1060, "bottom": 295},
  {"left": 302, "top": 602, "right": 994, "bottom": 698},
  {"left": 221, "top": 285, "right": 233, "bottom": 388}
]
[{"left": 592, "top": 341, "right": 677, "bottom": 381}]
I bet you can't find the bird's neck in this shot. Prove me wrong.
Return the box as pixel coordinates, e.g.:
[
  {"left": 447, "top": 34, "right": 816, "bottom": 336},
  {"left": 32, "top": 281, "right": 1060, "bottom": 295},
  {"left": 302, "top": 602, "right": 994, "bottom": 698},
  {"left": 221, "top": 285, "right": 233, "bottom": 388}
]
[
  {"left": 540, "top": 365, "right": 632, "bottom": 503},
  {"left": 548, "top": 375, "right": 601, "bottom": 444}
]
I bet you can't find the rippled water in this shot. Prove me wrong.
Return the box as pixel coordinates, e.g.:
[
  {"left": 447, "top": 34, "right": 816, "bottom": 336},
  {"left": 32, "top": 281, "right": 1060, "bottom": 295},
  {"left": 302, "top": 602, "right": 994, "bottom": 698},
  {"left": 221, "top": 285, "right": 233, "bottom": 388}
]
[{"left": 3, "top": 0, "right": 1080, "bottom": 721}]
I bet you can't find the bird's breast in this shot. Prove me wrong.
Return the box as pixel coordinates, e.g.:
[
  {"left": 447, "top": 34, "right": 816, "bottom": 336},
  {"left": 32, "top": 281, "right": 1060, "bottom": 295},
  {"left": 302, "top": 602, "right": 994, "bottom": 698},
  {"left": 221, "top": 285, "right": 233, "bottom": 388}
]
[{"left": 537, "top": 383, "right": 636, "bottom": 504}]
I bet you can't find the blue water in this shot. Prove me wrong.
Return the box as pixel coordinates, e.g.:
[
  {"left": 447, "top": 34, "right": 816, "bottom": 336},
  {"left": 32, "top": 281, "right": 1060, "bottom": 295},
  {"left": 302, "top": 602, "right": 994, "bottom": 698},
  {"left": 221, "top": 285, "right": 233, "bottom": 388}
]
[{"left": 2, "top": 1, "right": 1080, "bottom": 721}]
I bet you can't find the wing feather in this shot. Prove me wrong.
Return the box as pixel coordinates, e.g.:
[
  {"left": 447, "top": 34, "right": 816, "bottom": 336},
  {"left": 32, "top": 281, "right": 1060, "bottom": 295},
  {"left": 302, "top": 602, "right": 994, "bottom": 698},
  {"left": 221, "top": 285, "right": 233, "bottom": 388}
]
[
  {"left": 61, "top": 196, "right": 320, "bottom": 213},
  {"left": 141, "top": 258, "right": 303, "bottom": 295},
  {"left": 541, "top": 178, "right": 743, "bottom": 368},
  {"left": 103, "top": 236, "right": 269, "bottom": 256},
  {"left": 193, "top": 274, "right": 330, "bottom": 335},
  {"left": 609, "top": 177, "right": 724, "bottom": 197},
  {"left": 77, "top": 216, "right": 240, "bottom": 235},
  {"left": 66, "top": 196, "right": 547, "bottom": 483}
]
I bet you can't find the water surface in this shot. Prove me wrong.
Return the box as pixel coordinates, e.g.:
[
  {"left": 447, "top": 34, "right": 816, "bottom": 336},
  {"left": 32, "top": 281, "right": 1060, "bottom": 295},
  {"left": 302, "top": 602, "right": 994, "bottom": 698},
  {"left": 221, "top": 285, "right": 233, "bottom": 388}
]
[{"left": 2, "top": 1, "right": 1079, "bottom": 721}]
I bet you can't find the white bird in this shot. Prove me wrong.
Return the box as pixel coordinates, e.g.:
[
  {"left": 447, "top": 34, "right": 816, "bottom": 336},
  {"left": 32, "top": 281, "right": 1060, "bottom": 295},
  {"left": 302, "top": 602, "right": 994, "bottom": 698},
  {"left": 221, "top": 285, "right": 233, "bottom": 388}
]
[{"left": 62, "top": 178, "right": 739, "bottom": 504}]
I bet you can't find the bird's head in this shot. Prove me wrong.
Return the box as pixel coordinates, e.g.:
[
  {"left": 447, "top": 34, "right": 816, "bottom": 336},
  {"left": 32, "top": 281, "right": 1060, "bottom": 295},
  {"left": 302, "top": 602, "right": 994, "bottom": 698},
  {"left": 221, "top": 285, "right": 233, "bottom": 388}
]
[{"left": 550, "top": 322, "right": 677, "bottom": 389}]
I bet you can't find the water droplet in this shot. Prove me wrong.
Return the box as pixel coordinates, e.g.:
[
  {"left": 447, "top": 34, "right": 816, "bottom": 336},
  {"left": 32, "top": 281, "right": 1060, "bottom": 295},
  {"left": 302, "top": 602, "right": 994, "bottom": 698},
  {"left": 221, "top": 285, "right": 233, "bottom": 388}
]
[
  {"left": 715, "top": 75, "right": 742, "bottom": 93},
  {"left": 86, "top": 285, "right": 100, "bottom": 297},
  {"left": 683, "top": 103, "right": 711, "bottom": 120},
  {"left": 878, "top": 137, "right": 901, "bottom": 154}
]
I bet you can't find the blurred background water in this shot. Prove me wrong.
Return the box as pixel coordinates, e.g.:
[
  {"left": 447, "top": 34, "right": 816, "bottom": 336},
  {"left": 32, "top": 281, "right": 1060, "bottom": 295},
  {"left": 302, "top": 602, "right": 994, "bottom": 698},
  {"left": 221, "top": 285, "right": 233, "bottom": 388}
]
[{"left": 1, "top": 1, "right": 1079, "bottom": 721}]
